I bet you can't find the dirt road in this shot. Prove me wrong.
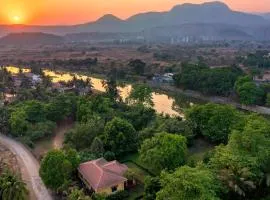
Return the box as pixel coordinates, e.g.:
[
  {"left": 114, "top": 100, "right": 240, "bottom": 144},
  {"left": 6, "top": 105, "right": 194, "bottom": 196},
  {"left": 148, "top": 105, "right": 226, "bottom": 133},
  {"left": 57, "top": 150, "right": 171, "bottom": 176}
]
[{"left": 0, "top": 134, "right": 52, "bottom": 200}]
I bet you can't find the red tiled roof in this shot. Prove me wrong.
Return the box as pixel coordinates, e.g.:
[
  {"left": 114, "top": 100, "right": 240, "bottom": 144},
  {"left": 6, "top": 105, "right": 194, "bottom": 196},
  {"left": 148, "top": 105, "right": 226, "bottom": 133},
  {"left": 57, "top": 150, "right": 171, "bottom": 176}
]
[{"left": 78, "top": 158, "right": 128, "bottom": 191}]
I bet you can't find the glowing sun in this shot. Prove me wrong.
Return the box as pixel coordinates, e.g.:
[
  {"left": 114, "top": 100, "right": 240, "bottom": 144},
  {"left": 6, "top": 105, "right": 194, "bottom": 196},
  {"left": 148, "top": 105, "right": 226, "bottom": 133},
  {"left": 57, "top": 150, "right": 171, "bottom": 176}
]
[{"left": 12, "top": 15, "right": 21, "bottom": 24}]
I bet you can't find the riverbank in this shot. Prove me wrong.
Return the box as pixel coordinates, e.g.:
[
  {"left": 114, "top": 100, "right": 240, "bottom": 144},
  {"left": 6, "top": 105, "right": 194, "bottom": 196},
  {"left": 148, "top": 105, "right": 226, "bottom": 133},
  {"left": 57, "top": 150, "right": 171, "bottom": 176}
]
[{"left": 150, "top": 82, "right": 270, "bottom": 115}]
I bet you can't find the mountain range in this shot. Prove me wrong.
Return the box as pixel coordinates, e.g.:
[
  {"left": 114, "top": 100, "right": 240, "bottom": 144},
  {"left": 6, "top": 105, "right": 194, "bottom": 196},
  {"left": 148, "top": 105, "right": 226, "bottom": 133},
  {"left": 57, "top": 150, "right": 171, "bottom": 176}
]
[{"left": 0, "top": 1, "right": 269, "bottom": 43}]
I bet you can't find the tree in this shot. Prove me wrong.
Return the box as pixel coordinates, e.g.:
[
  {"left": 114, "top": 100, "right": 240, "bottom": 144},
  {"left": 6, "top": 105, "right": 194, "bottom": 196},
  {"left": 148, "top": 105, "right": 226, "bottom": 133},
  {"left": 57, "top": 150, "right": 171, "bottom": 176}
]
[
  {"left": 210, "top": 115, "right": 270, "bottom": 198},
  {"left": 139, "top": 133, "right": 187, "bottom": 174},
  {"left": 128, "top": 84, "right": 153, "bottom": 107},
  {"left": 156, "top": 166, "right": 220, "bottom": 200},
  {"left": 123, "top": 104, "right": 155, "bottom": 131},
  {"left": 0, "top": 170, "right": 28, "bottom": 200},
  {"left": 39, "top": 150, "right": 73, "bottom": 190},
  {"left": 129, "top": 59, "right": 146, "bottom": 75},
  {"left": 65, "top": 120, "right": 104, "bottom": 150},
  {"left": 144, "top": 176, "right": 161, "bottom": 200},
  {"left": 46, "top": 93, "right": 77, "bottom": 122},
  {"left": 90, "top": 137, "right": 104, "bottom": 157},
  {"left": 102, "top": 78, "right": 120, "bottom": 101},
  {"left": 174, "top": 63, "right": 242, "bottom": 96},
  {"left": 0, "top": 107, "right": 9, "bottom": 134},
  {"left": 186, "top": 103, "right": 240, "bottom": 143},
  {"left": 23, "top": 100, "right": 46, "bottom": 123},
  {"left": 235, "top": 76, "right": 265, "bottom": 105},
  {"left": 103, "top": 117, "right": 138, "bottom": 156},
  {"left": 9, "top": 109, "right": 28, "bottom": 137}
]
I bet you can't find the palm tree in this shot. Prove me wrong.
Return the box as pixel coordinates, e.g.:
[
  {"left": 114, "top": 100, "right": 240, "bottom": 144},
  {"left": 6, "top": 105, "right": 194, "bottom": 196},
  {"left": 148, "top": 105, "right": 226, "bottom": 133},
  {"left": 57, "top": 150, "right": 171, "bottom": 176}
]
[
  {"left": 219, "top": 167, "right": 256, "bottom": 197},
  {"left": 0, "top": 170, "right": 28, "bottom": 200}
]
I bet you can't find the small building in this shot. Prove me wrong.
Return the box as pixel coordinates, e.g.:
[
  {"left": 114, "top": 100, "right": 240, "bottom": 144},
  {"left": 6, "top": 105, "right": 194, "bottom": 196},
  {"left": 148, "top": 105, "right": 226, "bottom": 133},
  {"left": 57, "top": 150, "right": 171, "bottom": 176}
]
[
  {"left": 78, "top": 158, "right": 129, "bottom": 195},
  {"left": 152, "top": 73, "right": 174, "bottom": 83}
]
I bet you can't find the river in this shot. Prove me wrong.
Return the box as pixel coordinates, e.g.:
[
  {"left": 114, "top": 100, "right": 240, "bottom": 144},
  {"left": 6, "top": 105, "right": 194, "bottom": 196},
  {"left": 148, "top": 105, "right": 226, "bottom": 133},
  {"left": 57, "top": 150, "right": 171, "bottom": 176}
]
[
  {"left": 5, "top": 66, "right": 199, "bottom": 158},
  {"left": 5, "top": 66, "right": 199, "bottom": 117}
]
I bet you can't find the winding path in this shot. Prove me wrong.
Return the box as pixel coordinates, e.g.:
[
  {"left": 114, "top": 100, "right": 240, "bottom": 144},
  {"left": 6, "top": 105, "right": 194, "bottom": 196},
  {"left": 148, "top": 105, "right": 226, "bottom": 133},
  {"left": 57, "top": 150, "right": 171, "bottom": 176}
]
[{"left": 0, "top": 134, "right": 52, "bottom": 200}]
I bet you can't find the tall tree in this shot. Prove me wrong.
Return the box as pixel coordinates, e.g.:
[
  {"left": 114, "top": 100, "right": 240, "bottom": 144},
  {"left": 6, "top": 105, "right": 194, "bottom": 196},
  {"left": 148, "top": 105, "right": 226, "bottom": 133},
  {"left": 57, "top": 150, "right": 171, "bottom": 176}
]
[
  {"left": 103, "top": 117, "right": 138, "bottom": 156},
  {"left": 40, "top": 150, "right": 73, "bottom": 190},
  {"left": 139, "top": 133, "right": 187, "bottom": 174},
  {"left": 128, "top": 84, "right": 153, "bottom": 107},
  {"left": 156, "top": 166, "right": 220, "bottom": 200}
]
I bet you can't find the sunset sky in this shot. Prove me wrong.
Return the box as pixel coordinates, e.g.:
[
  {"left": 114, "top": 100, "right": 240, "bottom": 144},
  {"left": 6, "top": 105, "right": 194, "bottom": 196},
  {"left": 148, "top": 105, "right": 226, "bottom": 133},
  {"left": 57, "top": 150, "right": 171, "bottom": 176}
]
[{"left": 0, "top": 0, "right": 269, "bottom": 25}]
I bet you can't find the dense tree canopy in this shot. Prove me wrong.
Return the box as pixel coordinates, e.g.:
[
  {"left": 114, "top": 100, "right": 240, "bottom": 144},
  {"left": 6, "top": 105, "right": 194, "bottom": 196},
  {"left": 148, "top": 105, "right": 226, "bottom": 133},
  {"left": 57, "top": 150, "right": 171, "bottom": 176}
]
[
  {"left": 65, "top": 119, "right": 104, "bottom": 150},
  {"left": 40, "top": 149, "right": 77, "bottom": 190},
  {"left": 235, "top": 76, "right": 265, "bottom": 105},
  {"left": 103, "top": 117, "right": 138, "bottom": 156},
  {"left": 156, "top": 166, "right": 220, "bottom": 200},
  {"left": 210, "top": 115, "right": 270, "bottom": 198},
  {"left": 186, "top": 103, "right": 240, "bottom": 143},
  {"left": 174, "top": 63, "right": 242, "bottom": 96},
  {"left": 139, "top": 133, "right": 187, "bottom": 174}
]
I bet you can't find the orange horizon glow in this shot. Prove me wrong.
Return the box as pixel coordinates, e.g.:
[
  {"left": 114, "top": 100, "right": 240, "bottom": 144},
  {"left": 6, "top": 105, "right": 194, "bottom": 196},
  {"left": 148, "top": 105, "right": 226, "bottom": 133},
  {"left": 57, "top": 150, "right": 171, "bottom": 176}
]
[{"left": 0, "top": 0, "right": 269, "bottom": 25}]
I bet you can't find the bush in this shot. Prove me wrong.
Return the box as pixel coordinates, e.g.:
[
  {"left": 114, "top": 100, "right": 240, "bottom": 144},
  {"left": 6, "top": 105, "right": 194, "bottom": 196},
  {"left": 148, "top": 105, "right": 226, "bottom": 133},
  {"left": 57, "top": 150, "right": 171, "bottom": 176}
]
[{"left": 106, "top": 191, "right": 129, "bottom": 200}]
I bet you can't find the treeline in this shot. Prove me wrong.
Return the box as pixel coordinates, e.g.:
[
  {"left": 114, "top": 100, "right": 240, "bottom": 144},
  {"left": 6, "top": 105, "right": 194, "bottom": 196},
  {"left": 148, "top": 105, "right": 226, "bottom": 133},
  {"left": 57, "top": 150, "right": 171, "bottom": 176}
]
[
  {"left": 52, "top": 58, "right": 98, "bottom": 67},
  {"left": 174, "top": 63, "right": 243, "bottom": 96},
  {"left": 241, "top": 50, "right": 270, "bottom": 69},
  {"left": 5, "top": 93, "right": 77, "bottom": 146},
  {"left": 174, "top": 62, "right": 270, "bottom": 106}
]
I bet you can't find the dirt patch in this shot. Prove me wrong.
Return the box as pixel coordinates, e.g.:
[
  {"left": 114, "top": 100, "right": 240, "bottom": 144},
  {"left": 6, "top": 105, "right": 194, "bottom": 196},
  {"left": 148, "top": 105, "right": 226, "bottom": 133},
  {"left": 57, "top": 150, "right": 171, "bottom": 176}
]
[
  {"left": 0, "top": 142, "right": 20, "bottom": 175},
  {"left": 33, "top": 119, "right": 75, "bottom": 160}
]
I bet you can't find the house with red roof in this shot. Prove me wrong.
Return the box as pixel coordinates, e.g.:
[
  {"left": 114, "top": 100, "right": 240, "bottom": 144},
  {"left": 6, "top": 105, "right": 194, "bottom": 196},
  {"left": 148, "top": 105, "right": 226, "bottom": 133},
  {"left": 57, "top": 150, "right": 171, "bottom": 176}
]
[{"left": 78, "top": 158, "right": 129, "bottom": 195}]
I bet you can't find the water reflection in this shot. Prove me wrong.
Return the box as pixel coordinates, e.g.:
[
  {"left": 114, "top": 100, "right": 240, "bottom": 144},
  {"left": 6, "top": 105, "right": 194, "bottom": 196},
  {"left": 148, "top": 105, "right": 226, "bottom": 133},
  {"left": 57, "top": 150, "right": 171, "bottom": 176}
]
[{"left": 5, "top": 66, "right": 187, "bottom": 116}]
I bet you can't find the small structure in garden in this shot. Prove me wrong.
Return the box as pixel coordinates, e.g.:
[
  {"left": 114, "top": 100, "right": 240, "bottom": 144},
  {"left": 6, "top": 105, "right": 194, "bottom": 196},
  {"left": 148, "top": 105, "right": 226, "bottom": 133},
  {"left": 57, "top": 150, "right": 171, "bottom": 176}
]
[{"left": 78, "top": 158, "right": 132, "bottom": 195}]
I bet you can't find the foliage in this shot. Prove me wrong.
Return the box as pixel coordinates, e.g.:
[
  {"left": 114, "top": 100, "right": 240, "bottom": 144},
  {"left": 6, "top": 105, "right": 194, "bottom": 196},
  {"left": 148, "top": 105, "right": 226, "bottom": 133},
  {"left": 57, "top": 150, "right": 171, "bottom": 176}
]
[
  {"left": 156, "top": 165, "right": 220, "bottom": 200},
  {"left": 128, "top": 84, "right": 153, "bottom": 107},
  {"left": 174, "top": 63, "right": 242, "bottom": 96},
  {"left": 65, "top": 119, "right": 104, "bottom": 150},
  {"left": 266, "top": 93, "right": 270, "bottom": 107},
  {"left": 235, "top": 76, "right": 265, "bottom": 105},
  {"left": 102, "top": 78, "right": 120, "bottom": 101},
  {"left": 144, "top": 176, "right": 161, "bottom": 200},
  {"left": 128, "top": 59, "right": 146, "bottom": 75},
  {"left": 0, "top": 107, "right": 9, "bottom": 134},
  {"left": 186, "top": 103, "right": 240, "bottom": 143},
  {"left": 210, "top": 115, "right": 270, "bottom": 198},
  {"left": 103, "top": 151, "right": 116, "bottom": 161},
  {"left": 90, "top": 137, "right": 105, "bottom": 157},
  {"left": 139, "top": 115, "right": 193, "bottom": 144},
  {"left": 39, "top": 149, "right": 75, "bottom": 190},
  {"left": 68, "top": 188, "right": 92, "bottom": 200},
  {"left": 122, "top": 104, "right": 156, "bottom": 131},
  {"left": 46, "top": 93, "right": 77, "bottom": 122},
  {"left": 0, "top": 170, "right": 28, "bottom": 200},
  {"left": 105, "top": 190, "right": 129, "bottom": 200},
  {"left": 139, "top": 132, "right": 187, "bottom": 174},
  {"left": 103, "top": 117, "right": 138, "bottom": 156},
  {"left": 76, "top": 95, "right": 114, "bottom": 123}
]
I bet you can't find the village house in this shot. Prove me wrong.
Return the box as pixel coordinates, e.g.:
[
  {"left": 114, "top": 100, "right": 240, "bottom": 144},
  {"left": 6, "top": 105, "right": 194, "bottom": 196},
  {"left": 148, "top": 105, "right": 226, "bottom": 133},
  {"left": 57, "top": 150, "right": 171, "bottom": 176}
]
[{"left": 78, "top": 158, "right": 130, "bottom": 195}]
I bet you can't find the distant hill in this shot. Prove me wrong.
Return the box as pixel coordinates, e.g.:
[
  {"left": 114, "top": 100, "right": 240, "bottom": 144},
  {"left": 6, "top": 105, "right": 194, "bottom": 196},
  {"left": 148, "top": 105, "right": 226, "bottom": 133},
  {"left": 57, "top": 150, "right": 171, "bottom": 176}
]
[
  {"left": 0, "top": 32, "right": 64, "bottom": 45},
  {"left": 260, "top": 13, "right": 270, "bottom": 20},
  {"left": 0, "top": 1, "right": 268, "bottom": 42}
]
